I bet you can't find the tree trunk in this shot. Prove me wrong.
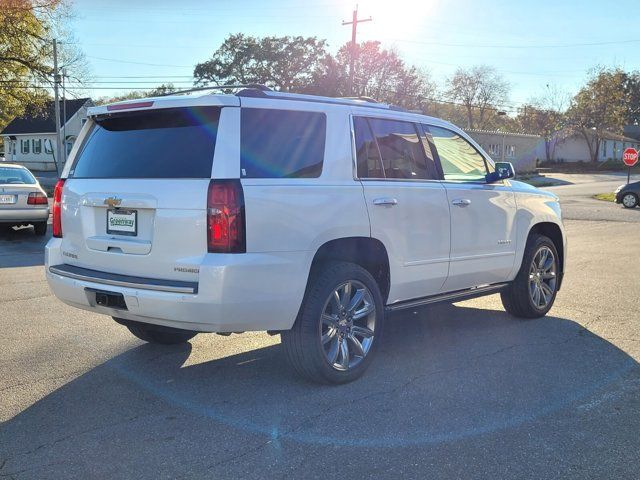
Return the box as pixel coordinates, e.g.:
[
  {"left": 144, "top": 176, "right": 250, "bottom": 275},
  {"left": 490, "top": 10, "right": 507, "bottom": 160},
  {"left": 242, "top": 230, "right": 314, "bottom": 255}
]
[{"left": 579, "top": 128, "right": 597, "bottom": 163}]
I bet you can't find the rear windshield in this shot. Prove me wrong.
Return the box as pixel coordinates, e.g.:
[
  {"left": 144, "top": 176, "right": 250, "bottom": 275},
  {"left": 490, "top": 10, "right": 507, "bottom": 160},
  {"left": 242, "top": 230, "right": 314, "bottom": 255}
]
[
  {"left": 0, "top": 167, "right": 37, "bottom": 185},
  {"left": 70, "top": 107, "right": 221, "bottom": 179}
]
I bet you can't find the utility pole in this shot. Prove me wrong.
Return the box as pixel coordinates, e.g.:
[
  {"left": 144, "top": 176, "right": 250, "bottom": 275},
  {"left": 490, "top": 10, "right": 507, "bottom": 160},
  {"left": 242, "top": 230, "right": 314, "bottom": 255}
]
[
  {"left": 52, "top": 39, "right": 62, "bottom": 176},
  {"left": 342, "top": 5, "right": 371, "bottom": 96}
]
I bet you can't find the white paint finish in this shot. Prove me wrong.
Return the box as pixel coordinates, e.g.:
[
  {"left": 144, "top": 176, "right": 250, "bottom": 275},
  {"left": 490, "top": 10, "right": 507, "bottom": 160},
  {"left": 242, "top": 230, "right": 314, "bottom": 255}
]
[
  {"left": 59, "top": 178, "right": 210, "bottom": 283},
  {"left": 47, "top": 238, "right": 308, "bottom": 332},
  {"left": 442, "top": 181, "right": 518, "bottom": 291},
  {"left": 509, "top": 180, "right": 566, "bottom": 279},
  {"left": 45, "top": 92, "right": 567, "bottom": 333},
  {"left": 361, "top": 179, "right": 451, "bottom": 302},
  {"left": 211, "top": 107, "right": 240, "bottom": 179}
]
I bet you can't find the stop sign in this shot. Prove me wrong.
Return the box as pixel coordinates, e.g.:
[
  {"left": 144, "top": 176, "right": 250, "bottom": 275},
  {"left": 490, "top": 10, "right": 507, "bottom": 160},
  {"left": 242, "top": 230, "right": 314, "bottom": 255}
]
[{"left": 623, "top": 147, "right": 639, "bottom": 167}]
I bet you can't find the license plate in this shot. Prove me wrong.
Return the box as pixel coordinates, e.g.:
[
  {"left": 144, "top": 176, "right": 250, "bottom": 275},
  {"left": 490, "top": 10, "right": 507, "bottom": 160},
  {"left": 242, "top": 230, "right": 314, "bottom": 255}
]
[
  {"left": 106, "top": 209, "right": 137, "bottom": 236},
  {"left": 0, "top": 194, "right": 16, "bottom": 204}
]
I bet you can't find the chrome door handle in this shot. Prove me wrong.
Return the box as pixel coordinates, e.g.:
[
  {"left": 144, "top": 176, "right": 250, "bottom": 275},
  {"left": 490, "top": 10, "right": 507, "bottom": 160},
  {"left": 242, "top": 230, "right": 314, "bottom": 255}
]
[
  {"left": 373, "top": 197, "right": 398, "bottom": 206},
  {"left": 452, "top": 198, "right": 472, "bottom": 207}
]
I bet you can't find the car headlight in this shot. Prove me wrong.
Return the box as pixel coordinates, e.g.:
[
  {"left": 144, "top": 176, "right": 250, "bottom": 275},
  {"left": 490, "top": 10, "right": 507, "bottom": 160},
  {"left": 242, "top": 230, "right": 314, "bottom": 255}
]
[{"left": 615, "top": 185, "right": 624, "bottom": 193}]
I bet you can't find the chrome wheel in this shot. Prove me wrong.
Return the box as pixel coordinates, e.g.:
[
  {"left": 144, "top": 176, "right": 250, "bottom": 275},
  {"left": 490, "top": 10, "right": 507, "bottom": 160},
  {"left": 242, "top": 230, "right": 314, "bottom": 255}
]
[
  {"left": 320, "top": 280, "right": 376, "bottom": 371},
  {"left": 622, "top": 193, "right": 637, "bottom": 208},
  {"left": 528, "top": 246, "right": 557, "bottom": 309}
]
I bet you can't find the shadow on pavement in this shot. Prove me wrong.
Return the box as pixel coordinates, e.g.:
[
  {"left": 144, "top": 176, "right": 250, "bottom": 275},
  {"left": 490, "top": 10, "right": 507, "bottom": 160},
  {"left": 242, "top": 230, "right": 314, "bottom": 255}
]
[
  {"left": 0, "top": 226, "right": 50, "bottom": 268},
  {"left": 1, "top": 303, "right": 637, "bottom": 477}
]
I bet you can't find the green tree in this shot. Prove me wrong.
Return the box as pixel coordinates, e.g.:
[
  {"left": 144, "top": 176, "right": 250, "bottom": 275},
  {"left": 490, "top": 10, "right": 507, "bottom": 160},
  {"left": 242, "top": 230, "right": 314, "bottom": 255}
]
[
  {"left": 567, "top": 67, "right": 628, "bottom": 162},
  {"left": 193, "top": 34, "right": 328, "bottom": 92},
  {"left": 309, "top": 41, "right": 437, "bottom": 112},
  {"left": 0, "top": 0, "right": 87, "bottom": 129}
]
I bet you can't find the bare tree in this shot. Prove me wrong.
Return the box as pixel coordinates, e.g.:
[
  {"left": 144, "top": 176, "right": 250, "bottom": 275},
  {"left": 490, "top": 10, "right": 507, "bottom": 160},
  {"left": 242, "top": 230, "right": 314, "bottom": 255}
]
[
  {"left": 517, "top": 85, "right": 569, "bottom": 161},
  {"left": 447, "top": 65, "right": 509, "bottom": 130}
]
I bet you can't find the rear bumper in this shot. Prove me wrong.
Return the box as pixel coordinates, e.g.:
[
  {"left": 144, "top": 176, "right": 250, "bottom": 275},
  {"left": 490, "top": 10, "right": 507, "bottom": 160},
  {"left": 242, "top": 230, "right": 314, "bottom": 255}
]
[
  {"left": 45, "top": 238, "right": 310, "bottom": 333},
  {"left": 0, "top": 207, "right": 49, "bottom": 223}
]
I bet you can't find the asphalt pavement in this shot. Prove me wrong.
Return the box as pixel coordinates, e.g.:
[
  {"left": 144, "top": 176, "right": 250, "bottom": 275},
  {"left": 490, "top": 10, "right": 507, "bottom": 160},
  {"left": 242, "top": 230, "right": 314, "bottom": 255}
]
[{"left": 0, "top": 176, "right": 639, "bottom": 479}]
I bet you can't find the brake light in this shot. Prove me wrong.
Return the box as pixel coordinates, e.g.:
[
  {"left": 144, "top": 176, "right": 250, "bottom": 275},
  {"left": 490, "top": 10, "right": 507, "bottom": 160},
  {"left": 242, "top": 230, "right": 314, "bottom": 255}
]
[
  {"left": 207, "top": 180, "right": 245, "bottom": 253},
  {"left": 52, "top": 179, "right": 65, "bottom": 238},
  {"left": 27, "top": 192, "right": 48, "bottom": 205}
]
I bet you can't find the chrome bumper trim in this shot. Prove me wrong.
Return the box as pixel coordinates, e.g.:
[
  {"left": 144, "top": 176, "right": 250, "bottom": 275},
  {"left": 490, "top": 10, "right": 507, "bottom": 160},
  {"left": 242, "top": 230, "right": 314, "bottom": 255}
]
[{"left": 48, "top": 264, "right": 198, "bottom": 294}]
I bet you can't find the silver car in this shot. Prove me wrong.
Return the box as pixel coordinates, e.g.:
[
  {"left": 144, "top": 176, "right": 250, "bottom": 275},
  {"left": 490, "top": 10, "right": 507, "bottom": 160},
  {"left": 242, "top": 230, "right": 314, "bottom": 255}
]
[{"left": 0, "top": 164, "right": 50, "bottom": 235}]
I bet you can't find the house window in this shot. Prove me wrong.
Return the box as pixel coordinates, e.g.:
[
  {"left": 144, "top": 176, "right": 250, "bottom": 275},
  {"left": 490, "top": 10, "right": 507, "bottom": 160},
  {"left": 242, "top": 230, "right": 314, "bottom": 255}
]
[
  {"left": 505, "top": 145, "right": 516, "bottom": 158},
  {"left": 487, "top": 144, "right": 501, "bottom": 157},
  {"left": 32, "top": 139, "right": 42, "bottom": 154},
  {"left": 21, "top": 139, "right": 30, "bottom": 154},
  {"left": 44, "top": 139, "right": 53, "bottom": 154}
]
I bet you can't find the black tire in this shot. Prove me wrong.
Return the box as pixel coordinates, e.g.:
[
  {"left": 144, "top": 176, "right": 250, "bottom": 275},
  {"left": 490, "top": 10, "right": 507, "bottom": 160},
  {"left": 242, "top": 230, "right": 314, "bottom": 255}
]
[
  {"left": 281, "top": 261, "right": 385, "bottom": 384},
  {"left": 33, "top": 221, "right": 47, "bottom": 236},
  {"left": 621, "top": 192, "right": 638, "bottom": 209},
  {"left": 116, "top": 318, "right": 197, "bottom": 345},
  {"left": 501, "top": 234, "right": 559, "bottom": 319}
]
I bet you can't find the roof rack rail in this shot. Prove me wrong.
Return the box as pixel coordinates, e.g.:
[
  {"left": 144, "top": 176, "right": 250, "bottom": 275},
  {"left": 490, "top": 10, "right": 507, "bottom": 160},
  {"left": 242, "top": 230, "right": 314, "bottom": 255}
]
[
  {"left": 340, "top": 96, "right": 380, "bottom": 103},
  {"left": 161, "top": 84, "right": 271, "bottom": 97},
  {"left": 235, "top": 89, "right": 408, "bottom": 112}
]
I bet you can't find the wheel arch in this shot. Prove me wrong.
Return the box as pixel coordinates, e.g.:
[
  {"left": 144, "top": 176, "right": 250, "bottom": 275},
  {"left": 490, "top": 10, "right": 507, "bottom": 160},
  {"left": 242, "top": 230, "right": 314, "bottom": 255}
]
[{"left": 307, "top": 237, "right": 391, "bottom": 304}]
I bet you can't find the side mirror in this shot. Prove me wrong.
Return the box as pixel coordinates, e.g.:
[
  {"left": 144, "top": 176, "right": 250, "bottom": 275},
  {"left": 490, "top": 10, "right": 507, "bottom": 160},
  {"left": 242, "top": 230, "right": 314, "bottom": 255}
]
[{"left": 486, "top": 162, "right": 515, "bottom": 183}]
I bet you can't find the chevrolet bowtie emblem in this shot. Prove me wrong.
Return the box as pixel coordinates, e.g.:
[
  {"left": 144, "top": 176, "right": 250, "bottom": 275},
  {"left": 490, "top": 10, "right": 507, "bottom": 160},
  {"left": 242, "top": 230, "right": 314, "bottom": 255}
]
[{"left": 104, "top": 196, "right": 122, "bottom": 208}]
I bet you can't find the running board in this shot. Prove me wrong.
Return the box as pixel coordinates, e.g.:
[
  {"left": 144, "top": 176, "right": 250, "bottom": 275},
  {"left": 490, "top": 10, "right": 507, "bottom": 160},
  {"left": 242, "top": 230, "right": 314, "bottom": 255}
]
[{"left": 385, "top": 283, "right": 509, "bottom": 312}]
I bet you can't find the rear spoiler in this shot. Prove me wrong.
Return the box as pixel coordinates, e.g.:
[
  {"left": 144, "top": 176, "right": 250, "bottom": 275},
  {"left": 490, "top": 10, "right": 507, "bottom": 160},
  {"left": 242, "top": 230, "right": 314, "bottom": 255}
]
[{"left": 87, "top": 94, "right": 240, "bottom": 118}]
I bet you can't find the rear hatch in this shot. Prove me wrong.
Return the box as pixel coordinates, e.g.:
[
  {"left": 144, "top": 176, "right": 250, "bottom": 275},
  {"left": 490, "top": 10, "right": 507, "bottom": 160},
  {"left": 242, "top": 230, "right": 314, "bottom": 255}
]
[{"left": 60, "top": 104, "right": 224, "bottom": 283}]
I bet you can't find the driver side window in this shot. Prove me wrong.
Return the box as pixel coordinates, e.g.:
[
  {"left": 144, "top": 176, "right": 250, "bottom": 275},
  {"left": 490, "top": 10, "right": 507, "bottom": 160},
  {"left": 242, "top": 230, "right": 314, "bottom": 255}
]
[{"left": 427, "top": 125, "right": 489, "bottom": 182}]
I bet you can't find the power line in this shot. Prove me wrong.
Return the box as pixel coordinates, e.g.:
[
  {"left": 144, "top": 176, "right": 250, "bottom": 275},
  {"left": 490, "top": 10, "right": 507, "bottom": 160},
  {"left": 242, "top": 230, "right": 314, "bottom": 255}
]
[
  {"left": 86, "top": 56, "right": 193, "bottom": 68},
  {"left": 384, "top": 37, "right": 640, "bottom": 50}
]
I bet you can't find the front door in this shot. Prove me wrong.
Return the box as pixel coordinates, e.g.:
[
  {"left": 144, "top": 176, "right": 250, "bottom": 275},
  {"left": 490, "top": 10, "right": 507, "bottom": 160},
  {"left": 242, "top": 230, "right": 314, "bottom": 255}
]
[{"left": 426, "top": 125, "right": 517, "bottom": 292}]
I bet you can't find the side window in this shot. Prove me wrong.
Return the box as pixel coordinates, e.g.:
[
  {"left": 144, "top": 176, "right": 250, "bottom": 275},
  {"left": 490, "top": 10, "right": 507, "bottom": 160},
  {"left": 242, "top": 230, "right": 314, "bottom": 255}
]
[
  {"left": 32, "top": 139, "right": 42, "bottom": 154},
  {"left": 240, "top": 108, "right": 326, "bottom": 178},
  {"left": 21, "top": 139, "right": 30, "bottom": 154},
  {"left": 428, "top": 126, "right": 488, "bottom": 182},
  {"left": 354, "top": 117, "right": 437, "bottom": 180},
  {"left": 354, "top": 117, "right": 384, "bottom": 178},
  {"left": 368, "top": 118, "right": 431, "bottom": 180}
]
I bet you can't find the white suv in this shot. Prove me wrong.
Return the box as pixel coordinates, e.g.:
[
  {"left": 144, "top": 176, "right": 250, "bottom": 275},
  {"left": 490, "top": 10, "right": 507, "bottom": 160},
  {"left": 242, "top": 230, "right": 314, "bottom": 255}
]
[{"left": 45, "top": 87, "right": 566, "bottom": 384}]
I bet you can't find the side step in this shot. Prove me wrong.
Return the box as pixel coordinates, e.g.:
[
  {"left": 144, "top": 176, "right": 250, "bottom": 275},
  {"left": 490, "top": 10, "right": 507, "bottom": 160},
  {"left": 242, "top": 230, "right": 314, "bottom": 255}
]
[{"left": 385, "top": 283, "right": 509, "bottom": 313}]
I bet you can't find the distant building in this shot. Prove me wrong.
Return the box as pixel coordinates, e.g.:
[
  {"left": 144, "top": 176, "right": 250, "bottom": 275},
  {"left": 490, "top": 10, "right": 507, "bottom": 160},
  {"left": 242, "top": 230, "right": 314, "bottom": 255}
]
[
  {"left": 623, "top": 125, "right": 640, "bottom": 141},
  {"left": 465, "top": 129, "right": 541, "bottom": 173},
  {"left": 1, "top": 98, "right": 93, "bottom": 171},
  {"left": 538, "top": 129, "right": 640, "bottom": 163}
]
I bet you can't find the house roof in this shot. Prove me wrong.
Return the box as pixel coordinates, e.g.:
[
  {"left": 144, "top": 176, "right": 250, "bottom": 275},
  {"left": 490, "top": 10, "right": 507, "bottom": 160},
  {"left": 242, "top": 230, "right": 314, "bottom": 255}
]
[{"left": 1, "top": 98, "right": 92, "bottom": 135}]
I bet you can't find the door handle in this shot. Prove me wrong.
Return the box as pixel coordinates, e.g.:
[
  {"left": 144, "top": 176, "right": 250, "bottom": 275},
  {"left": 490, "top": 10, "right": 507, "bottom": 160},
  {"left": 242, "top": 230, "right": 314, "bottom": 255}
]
[
  {"left": 452, "top": 198, "right": 472, "bottom": 207},
  {"left": 373, "top": 197, "right": 398, "bottom": 206}
]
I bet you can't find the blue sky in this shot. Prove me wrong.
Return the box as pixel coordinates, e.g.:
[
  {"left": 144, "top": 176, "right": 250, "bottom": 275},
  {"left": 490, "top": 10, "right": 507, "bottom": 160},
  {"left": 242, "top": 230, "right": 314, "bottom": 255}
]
[{"left": 70, "top": 0, "right": 640, "bottom": 112}]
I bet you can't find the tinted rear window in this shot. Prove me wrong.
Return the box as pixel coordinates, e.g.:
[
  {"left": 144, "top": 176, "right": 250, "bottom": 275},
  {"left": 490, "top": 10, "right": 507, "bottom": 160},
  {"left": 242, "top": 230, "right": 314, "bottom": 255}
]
[
  {"left": 0, "top": 167, "right": 36, "bottom": 185},
  {"left": 240, "top": 108, "right": 326, "bottom": 178},
  {"left": 70, "top": 107, "right": 220, "bottom": 179}
]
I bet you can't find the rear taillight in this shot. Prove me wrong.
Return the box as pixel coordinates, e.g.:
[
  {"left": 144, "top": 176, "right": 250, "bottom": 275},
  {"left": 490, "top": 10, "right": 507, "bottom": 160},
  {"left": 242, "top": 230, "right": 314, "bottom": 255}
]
[
  {"left": 27, "top": 192, "right": 48, "bottom": 205},
  {"left": 52, "top": 179, "right": 65, "bottom": 238},
  {"left": 207, "top": 180, "right": 245, "bottom": 253}
]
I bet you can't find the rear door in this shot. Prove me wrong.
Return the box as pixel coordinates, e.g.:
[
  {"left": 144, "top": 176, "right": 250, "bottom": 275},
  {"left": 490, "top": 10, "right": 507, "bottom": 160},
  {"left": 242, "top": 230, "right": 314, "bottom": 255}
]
[
  {"left": 426, "top": 124, "right": 517, "bottom": 291},
  {"left": 354, "top": 115, "right": 450, "bottom": 303},
  {"left": 59, "top": 101, "right": 238, "bottom": 283}
]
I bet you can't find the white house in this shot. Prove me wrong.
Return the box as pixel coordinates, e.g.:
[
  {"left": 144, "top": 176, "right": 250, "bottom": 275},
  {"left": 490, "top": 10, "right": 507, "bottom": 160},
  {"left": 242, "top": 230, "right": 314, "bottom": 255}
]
[
  {"left": 536, "top": 129, "right": 640, "bottom": 163},
  {"left": 1, "top": 98, "right": 93, "bottom": 171}
]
